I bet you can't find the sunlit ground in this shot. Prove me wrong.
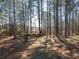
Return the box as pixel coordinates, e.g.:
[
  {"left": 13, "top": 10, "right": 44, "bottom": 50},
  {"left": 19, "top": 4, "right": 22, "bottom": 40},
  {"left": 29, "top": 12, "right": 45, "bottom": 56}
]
[{"left": 0, "top": 35, "right": 79, "bottom": 59}]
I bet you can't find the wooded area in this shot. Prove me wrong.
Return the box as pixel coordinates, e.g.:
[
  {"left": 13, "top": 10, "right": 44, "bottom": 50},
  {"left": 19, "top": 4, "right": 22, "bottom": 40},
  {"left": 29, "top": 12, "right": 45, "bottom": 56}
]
[{"left": 0, "top": 0, "right": 79, "bottom": 59}]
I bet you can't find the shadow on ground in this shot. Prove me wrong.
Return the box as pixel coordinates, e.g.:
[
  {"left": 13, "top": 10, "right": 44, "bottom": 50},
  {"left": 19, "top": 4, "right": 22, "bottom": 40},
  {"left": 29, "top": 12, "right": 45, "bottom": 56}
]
[
  {"left": 0, "top": 40, "right": 27, "bottom": 59},
  {"left": 30, "top": 51, "right": 62, "bottom": 59},
  {"left": 28, "top": 46, "right": 67, "bottom": 59}
]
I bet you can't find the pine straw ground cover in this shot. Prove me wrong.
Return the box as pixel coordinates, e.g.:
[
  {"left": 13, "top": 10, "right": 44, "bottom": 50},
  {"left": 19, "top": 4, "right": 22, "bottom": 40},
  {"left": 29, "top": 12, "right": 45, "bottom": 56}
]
[{"left": 0, "top": 35, "right": 79, "bottom": 59}]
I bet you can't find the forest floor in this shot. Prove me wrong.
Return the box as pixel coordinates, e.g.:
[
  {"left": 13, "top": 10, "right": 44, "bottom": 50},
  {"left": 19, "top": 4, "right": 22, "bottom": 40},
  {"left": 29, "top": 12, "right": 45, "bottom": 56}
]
[{"left": 0, "top": 35, "right": 79, "bottom": 59}]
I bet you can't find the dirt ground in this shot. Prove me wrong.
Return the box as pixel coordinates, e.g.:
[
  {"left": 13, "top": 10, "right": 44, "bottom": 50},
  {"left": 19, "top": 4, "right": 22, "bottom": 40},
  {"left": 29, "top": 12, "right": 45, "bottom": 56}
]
[{"left": 0, "top": 35, "right": 79, "bottom": 59}]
